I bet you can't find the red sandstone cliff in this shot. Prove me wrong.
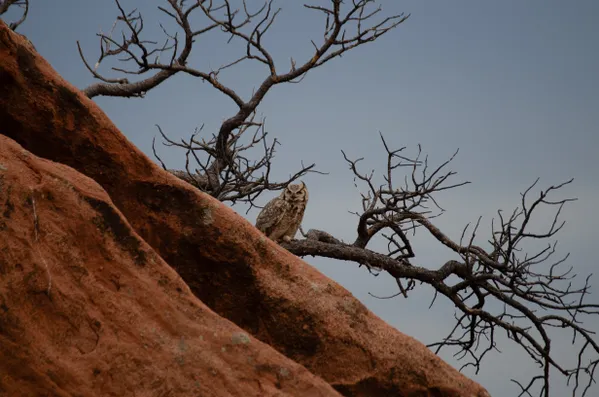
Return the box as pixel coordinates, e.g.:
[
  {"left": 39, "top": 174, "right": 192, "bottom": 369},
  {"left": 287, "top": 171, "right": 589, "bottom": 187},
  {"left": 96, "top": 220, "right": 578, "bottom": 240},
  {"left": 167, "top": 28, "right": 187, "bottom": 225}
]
[
  {"left": 0, "top": 135, "right": 339, "bottom": 397},
  {"left": 0, "top": 20, "right": 490, "bottom": 397}
]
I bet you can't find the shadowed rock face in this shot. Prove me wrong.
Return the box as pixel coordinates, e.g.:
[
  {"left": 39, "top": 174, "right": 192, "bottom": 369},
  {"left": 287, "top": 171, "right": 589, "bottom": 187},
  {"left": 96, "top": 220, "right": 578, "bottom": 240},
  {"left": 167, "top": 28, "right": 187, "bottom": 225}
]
[
  {"left": 0, "top": 20, "right": 490, "bottom": 397},
  {"left": 0, "top": 135, "right": 339, "bottom": 397}
]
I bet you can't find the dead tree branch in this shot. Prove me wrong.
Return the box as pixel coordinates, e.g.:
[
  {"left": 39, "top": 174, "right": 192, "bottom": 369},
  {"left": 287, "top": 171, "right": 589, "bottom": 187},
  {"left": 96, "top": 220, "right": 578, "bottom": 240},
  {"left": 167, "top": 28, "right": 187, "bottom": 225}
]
[
  {"left": 282, "top": 134, "right": 598, "bottom": 397},
  {"left": 81, "top": 0, "right": 407, "bottom": 206},
  {"left": 0, "top": 0, "right": 29, "bottom": 31},
  {"left": 152, "top": 116, "right": 324, "bottom": 207}
]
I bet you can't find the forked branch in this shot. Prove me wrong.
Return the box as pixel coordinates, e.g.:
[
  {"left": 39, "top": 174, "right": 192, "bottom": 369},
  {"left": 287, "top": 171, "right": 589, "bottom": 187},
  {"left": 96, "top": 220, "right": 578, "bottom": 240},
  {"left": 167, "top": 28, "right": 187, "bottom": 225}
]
[
  {"left": 79, "top": 0, "right": 408, "bottom": 167},
  {"left": 0, "top": 0, "right": 29, "bottom": 31},
  {"left": 152, "top": 115, "right": 324, "bottom": 208}
]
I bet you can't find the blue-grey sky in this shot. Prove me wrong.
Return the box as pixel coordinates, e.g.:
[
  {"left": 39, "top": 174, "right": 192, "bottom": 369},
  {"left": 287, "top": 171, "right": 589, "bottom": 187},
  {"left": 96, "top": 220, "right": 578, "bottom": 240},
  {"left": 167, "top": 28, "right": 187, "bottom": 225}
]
[{"left": 4, "top": 1, "right": 598, "bottom": 395}]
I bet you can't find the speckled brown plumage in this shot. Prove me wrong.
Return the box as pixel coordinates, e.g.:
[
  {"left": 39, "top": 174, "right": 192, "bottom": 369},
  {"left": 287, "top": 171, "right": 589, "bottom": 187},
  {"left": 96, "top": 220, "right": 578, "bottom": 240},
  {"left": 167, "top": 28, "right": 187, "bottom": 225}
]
[{"left": 255, "top": 182, "right": 308, "bottom": 243}]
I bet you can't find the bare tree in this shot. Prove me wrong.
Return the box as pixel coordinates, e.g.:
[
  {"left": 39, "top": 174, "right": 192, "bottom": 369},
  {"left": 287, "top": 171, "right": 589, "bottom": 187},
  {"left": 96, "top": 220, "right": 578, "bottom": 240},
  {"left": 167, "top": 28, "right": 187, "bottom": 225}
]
[
  {"left": 78, "top": 0, "right": 406, "bottom": 206},
  {"left": 76, "top": 1, "right": 599, "bottom": 396},
  {"left": 0, "top": 0, "right": 29, "bottom": 31}
]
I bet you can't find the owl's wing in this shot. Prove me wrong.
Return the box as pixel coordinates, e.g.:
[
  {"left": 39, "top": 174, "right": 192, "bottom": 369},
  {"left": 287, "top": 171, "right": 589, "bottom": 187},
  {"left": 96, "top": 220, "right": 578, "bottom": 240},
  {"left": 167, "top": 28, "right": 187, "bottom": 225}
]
[{"left": 255, "top": 197, "right": 287, "bottom": 235}]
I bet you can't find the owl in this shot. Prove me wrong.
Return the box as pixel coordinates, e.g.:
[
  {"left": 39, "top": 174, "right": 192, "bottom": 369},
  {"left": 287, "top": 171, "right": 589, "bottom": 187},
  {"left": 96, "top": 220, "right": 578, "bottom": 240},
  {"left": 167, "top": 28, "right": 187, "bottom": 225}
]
[{"left": 255, "top": 182, "right": 309, "bottom": 243}]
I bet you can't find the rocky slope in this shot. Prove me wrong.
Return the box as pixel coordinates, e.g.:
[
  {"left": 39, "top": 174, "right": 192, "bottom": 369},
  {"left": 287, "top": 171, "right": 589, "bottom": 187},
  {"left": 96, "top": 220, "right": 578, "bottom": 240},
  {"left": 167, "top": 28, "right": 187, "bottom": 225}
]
[
  {"left": 0, "top": 135, "right": 339, "bottom": 397},
  {"left": 0, "top": 20, "right": 490, "bottom": 396}
]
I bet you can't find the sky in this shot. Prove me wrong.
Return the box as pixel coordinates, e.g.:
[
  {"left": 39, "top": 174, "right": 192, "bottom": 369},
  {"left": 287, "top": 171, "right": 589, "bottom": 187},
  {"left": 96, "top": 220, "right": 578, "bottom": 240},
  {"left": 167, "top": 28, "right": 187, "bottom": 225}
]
[{"left": 3, "top": 1, "right": 599, "bottom": 395}]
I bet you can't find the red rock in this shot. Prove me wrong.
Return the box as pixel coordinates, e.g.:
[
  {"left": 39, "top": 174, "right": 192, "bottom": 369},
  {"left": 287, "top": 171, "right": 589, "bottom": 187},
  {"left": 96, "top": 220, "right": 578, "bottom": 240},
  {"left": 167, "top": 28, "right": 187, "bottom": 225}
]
[
  {"left": 0, "top": 20, "right": 490, "bottom": 397},
  {"left": 0, "top": 135, "right": 340, "bottom": 396}
]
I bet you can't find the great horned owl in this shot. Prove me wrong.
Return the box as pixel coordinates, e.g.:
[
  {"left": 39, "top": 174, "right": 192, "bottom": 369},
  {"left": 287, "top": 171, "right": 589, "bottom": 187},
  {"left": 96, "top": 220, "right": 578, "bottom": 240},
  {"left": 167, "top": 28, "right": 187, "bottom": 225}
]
[{"left": 255, "top": 182, "right": 309, "bottom": 243}]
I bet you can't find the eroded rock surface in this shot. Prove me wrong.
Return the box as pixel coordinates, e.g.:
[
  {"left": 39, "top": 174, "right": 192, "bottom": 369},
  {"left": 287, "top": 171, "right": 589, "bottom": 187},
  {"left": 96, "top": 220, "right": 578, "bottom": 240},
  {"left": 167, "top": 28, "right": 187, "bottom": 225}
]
[
  {"left": 0, "top": 135, "right": 340, "bottom": 396},
  {"left": 0, "top": 20, "right": 490, "bottom": 397}
]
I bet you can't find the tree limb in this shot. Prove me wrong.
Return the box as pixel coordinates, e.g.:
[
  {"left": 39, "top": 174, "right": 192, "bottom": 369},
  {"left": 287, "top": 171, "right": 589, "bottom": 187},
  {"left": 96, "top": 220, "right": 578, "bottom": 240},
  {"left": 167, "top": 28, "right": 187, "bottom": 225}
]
[
  {"left": 281, "top": 135, "right": 598, "bottom": 397},
  {"left": 0, "top": 0, "right": 29, "bottom": 31}
]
